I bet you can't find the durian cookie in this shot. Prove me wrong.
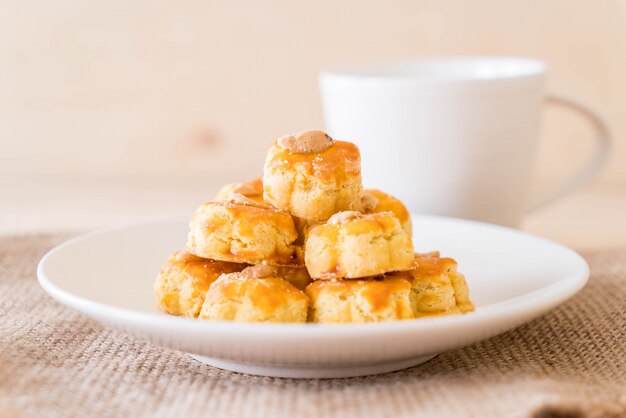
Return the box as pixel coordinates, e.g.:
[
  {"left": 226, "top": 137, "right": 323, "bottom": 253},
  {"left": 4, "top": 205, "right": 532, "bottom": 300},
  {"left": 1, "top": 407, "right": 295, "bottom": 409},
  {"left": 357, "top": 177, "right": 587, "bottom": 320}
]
[
  {"left": 154, "top": 251, "right": 245, "bottom": 318},
  {"left": 199, "top": 265, "right": 308, "bottom": 323},
  {"left": 215, "top": 177, "right": 264, "bottom": 203},
  {"left": 305, "top": 277, "right": 414, "bottom": 323},
  {"left": 304, "top": 211, "right": 414, "bottom": 279},
  {"left": 186, "top": 194, "right": 300, "bottom": 265},
  {"left": 263, "top": 130, "right": 362, "bottom": 222},
  {"left": 389, "top": 252, "right": 474, "bottom": 317},
  {"left": 360, "top": 189, "right": 412, "bottom": 236}
]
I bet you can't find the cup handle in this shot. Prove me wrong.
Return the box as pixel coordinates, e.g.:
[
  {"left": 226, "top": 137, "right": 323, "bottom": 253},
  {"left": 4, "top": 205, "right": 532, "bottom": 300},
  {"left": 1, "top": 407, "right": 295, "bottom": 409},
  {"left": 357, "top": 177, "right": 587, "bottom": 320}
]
[{"left": 528, "top": 93, "right": 612, "bottom": 211}]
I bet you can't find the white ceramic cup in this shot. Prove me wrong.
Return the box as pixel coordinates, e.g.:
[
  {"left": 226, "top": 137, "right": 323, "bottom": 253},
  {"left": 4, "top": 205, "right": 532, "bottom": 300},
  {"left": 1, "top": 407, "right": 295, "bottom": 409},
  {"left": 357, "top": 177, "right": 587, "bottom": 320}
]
[{"left": 320, "top": 57, "right": 611, "bottom": 227}]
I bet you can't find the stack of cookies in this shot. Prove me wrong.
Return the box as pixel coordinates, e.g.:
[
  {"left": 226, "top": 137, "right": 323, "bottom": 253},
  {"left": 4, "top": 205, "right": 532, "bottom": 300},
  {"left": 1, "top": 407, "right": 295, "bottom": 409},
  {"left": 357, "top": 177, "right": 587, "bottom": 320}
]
[{"left": 154, "top": 130, "right": 474, "bottom": 323}]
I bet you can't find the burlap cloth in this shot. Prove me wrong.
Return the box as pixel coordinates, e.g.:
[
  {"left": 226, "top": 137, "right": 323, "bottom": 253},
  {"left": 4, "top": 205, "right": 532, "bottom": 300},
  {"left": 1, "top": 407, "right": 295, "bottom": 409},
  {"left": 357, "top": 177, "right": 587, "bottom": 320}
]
[{"left": 1, "top": 234, "right": 625, "bottom": 418}]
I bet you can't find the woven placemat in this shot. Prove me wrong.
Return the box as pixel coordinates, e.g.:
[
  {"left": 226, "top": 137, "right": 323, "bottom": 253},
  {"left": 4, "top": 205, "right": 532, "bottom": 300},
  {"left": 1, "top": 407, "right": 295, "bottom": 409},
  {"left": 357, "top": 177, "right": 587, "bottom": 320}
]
[{"left": 0, "top": 234, "right": 624, "bottom": 418}]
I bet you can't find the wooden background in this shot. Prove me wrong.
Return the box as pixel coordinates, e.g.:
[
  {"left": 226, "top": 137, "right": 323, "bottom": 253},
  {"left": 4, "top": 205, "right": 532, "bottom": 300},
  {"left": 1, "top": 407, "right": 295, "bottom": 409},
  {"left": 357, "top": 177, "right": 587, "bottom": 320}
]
[{"left": 1, "top": 0, "right": 625, "bottom": 247}]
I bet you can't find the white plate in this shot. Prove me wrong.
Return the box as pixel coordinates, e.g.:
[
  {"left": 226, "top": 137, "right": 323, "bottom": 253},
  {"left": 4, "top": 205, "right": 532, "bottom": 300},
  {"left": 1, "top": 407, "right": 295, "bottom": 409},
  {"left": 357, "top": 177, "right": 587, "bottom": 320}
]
[{"left": 37, "top": 215, "right": 588, "bottom": 378}]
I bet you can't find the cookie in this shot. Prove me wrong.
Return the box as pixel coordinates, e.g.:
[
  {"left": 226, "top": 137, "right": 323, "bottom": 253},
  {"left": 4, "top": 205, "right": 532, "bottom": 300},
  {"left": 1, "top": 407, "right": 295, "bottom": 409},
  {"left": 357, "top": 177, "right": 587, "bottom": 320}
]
[
  {"left": 215, "top": 177, "right": 264, "bottom": 203},
  {"left": 360, "top": 189, "right": 412, "bottom": 236},
  {"left": 199, "top": 265, "right": 308, "bottom": 323},
  {"left": 390, "top": 252, "right": 474, "bottom": 317},
  {"left": 186, "top": 195, "right": 300, "bottom": 265},
  {"left": 263, "top": 130, "right": 362, "bottom": 222},
  {"left": 305, "top": 277, "right": 414, "bottom": 323},
  {"left": 153, "top": 251, "right": 245, "bottom": 317},
  {"left": 305, "top": 211, "right": 414, "bottom": 279}
]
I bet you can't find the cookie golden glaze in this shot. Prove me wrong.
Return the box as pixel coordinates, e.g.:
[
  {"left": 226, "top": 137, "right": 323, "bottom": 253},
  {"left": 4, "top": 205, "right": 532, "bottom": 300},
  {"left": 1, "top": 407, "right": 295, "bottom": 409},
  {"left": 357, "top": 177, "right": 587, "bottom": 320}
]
[
  {"left": 390, "top": 252, "right": 474, "bottom": 317},
  {"left": 304, "top": 211, "right": 414, "bottom": 279},
  {"left": 198, "top": 265, "right": 309, "bottom": 323},
  {"left": 186, "top": 197, "right": 300, "bottom": 265},
  {"left": 263, "top": 130, "right": 362, "bottom": 222},
  {"left": 153, "top": 251, "right": 245, "bottom": 318},
  {"left": 361, "top": 189, "right": 412, "bottom": 236},
  {"left": 215, "top": 177, "right": 264, "bottom": 203},
  {"left": 305, "top": 277, "right": 414, "bottom": 323}
]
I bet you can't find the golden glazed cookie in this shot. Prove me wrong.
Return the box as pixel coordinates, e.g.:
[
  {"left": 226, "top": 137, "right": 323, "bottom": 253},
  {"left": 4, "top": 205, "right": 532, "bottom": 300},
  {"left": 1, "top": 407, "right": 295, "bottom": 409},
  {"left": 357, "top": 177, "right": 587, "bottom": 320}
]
[
  {"left": 360, "top": 189, "right": 412, "bottom": 236},
  {"left": 215, "top": 177, "right": 264, "bottom": 203},
  {"left": 305, "top": 277, "right": 414, "bottom": 323},
  {"left": 153, "top": 251, "right": 245, "bottom": 318},
  {"left": 305, "top": 211, "right": 414, "bottom": 279},
  {"left": 186, "top": 194, "right": 300, "bottom": 265},
  {"left": 199, "top": 265, "right": 309, "bottom": 323},
  {"left": 215, "top": 178, "right": 314, "bottom": 245},
  {"left": 390, "top": 252, "right": 474, "bottom": 317},
  {"left": 263, "top": 130, "right": 362, "bottom": 222}
]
